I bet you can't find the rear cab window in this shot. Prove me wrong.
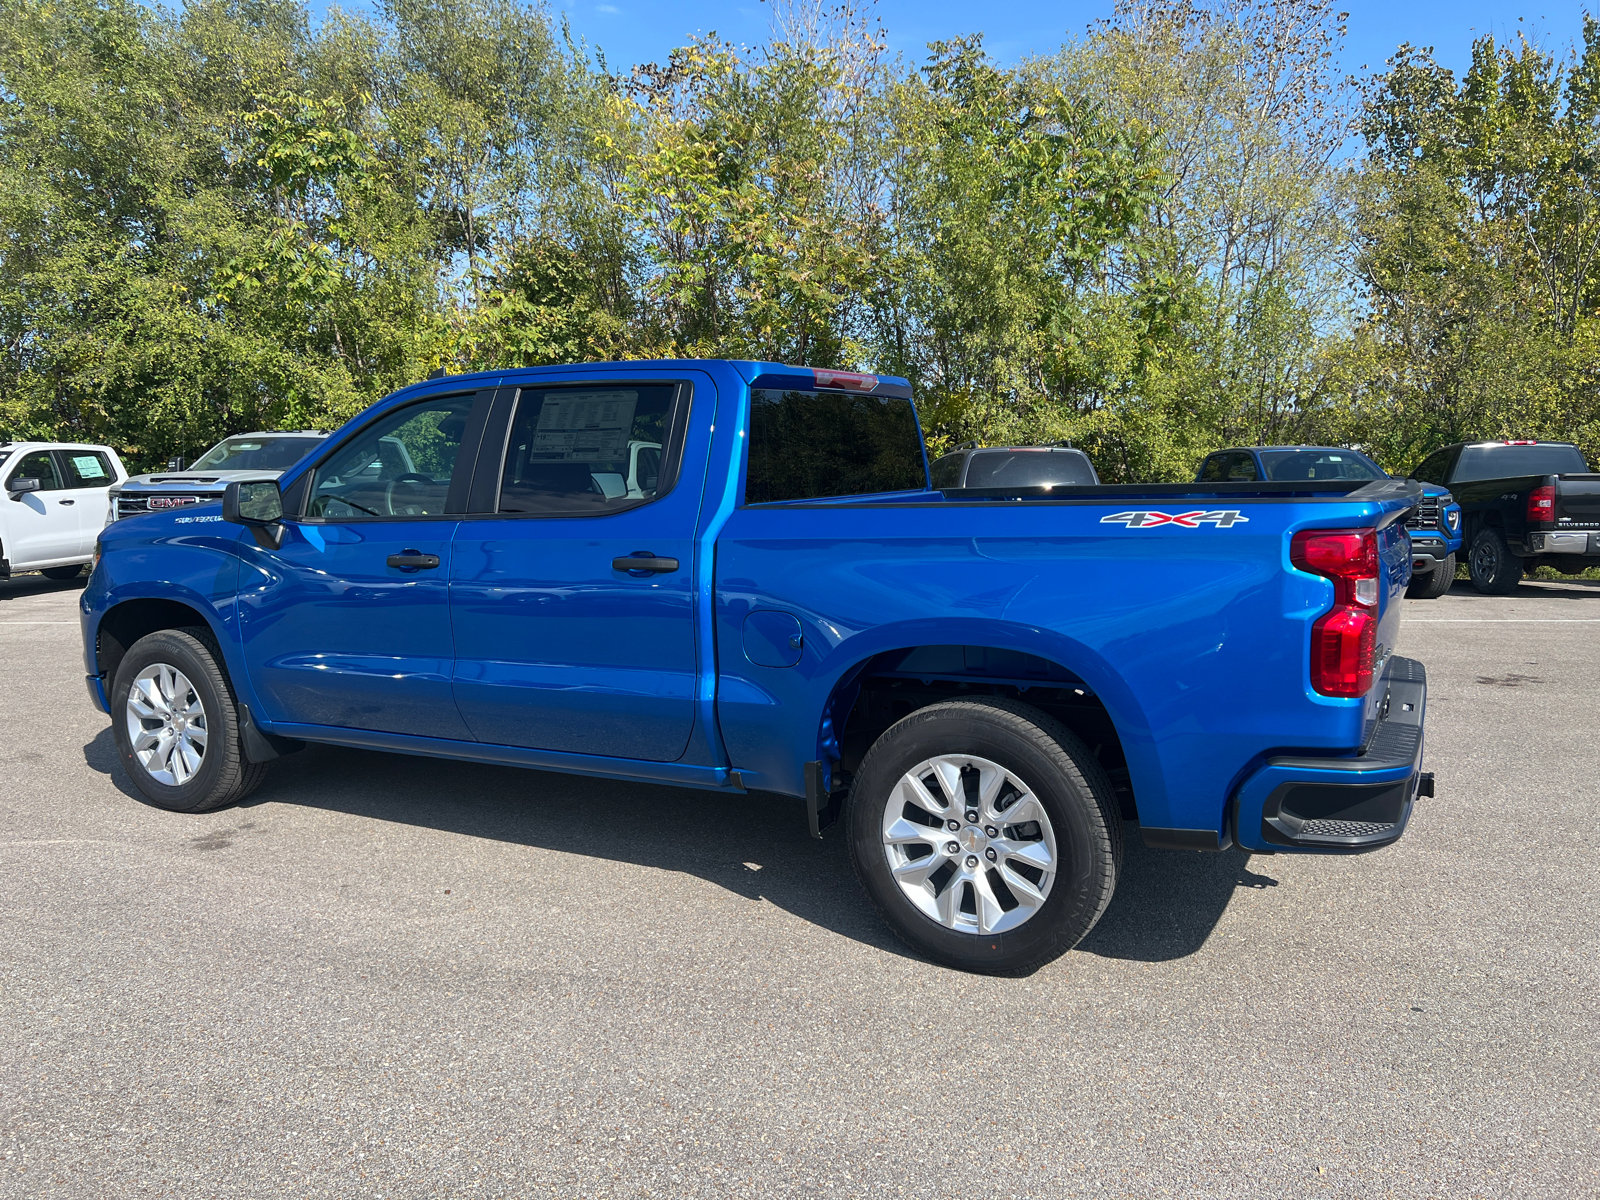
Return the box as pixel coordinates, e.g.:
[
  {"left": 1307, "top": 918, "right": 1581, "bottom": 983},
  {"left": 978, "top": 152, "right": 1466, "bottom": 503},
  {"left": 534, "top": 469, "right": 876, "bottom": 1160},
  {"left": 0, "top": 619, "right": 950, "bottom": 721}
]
[
  {"left": 744, "top": 386, "right": 927, "bottom": 504},
  {"left": 1451, "top": 443, "right": 1590, "bottom": 483},
  {"left": 1258, "top": 450, "right": 1385, "bottom": 482},
  {"left": 962, "top": 449, "right": 1097, "bottom": 488}
]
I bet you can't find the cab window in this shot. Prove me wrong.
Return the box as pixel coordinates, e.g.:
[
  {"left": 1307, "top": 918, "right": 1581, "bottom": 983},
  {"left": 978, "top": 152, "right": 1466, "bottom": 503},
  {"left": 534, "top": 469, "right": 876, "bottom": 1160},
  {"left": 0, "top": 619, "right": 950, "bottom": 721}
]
[
  {"left": 8, "top": 451, "right": 63, "bottom": 491},
  {"left": 308, "top": 396, "right": 475, "bottom": 519},
  {"left": 930, "top": 454, "right": 964, "bottom": 490},
  {"left": 498, "top": 385, "right": 681, "bottom": 515},
  {"left": 1411, "top": 449, "right": 1453, "bottom": 485},
  {"left": 64, "top": 451, "right": 114, "bottom": 488}
]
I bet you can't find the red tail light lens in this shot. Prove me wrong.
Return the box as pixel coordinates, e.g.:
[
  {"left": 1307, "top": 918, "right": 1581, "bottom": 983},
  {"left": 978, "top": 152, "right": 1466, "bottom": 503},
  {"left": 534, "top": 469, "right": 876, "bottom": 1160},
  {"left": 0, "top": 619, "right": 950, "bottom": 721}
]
[
  {"left": 1291, "top": 528, "right": 1380, "bottom": 697},
  {"left": 812, "top": 369, "right": 879, "bottom": 392},
  {"left": 1526, "top": 484, "right": 1556, "bottom": 526}
]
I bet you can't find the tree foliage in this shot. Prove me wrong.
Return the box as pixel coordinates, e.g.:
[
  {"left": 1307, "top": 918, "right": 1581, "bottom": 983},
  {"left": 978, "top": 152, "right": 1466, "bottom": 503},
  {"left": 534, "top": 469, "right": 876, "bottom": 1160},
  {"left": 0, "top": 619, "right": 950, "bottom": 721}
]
[{"left": 2, "top": 0, "right": 1597, "bottom": 477}]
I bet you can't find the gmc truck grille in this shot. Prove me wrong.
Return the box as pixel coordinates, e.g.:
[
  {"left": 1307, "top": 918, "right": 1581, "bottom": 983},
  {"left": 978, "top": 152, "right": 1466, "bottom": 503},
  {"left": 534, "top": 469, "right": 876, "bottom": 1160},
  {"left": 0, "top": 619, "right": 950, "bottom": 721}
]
[
  {"left": 116, "top": 494, "right": 206, "bottom": 519},
  {"left": 1406, "top": 495, "right": 1441, "bottom": 533}
]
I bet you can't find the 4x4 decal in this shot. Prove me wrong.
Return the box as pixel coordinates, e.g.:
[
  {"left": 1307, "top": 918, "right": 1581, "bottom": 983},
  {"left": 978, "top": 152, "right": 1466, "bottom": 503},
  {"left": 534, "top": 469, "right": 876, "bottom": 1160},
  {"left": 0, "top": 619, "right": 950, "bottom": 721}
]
[{"left": 1101, "top": 510, "right": 1250, "bottom": 528}]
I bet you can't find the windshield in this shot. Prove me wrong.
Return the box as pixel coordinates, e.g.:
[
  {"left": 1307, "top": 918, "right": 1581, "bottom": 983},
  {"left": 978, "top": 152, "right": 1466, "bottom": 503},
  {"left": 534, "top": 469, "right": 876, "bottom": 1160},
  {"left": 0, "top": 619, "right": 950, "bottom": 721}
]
[
  {"left": 1258, "top": 449, "right": 1386, "bottom": 482},
  {"left": 963, "top": 449, "right": 1098, "bottom": 488},
  {"left": 1453, "top": 443, "right": 1589, "bottom": 482},
  {"left": 190, "top": 435, "right": 323, "bottom": 472}
]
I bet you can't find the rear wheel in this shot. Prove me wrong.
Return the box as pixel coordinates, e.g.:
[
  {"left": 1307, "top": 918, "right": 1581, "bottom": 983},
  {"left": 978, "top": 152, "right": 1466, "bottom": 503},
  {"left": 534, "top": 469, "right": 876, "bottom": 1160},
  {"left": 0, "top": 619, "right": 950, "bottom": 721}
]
[
  {"left": 847, "top": 696, "right": 1121, "bottom": 975},
  {"left": 110, "top": 628, "right": 268, "bottom": 812},
  {"left": 1405, "top": 552, "right": 1456, "bottom": 599},
  {"left": 39, "top": 565, "right": 83, "bottom": 580},
  {"left": 1468, "top": 528, "right": 1522, "bottom": 595}
]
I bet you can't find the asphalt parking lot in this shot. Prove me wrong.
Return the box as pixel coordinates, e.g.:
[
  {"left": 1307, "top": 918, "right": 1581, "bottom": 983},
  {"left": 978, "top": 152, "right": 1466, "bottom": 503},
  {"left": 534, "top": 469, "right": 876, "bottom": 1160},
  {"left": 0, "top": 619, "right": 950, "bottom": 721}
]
[{"left": 1, "top": 573, "right": 1597, "bottom": 1199}]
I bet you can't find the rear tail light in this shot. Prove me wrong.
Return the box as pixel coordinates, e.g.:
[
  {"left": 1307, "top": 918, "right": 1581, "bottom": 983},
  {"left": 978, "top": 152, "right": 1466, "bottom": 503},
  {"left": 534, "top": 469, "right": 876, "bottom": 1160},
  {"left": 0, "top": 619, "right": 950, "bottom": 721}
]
[
  {"left": 1291, "top": 529, "right": 1380, "bottom": 697},
  {"left": 1526, "top": 484, "right": 1556, "bottom": 526},
  {"left": 812, "top": 369, "right": 879, "bottom": 393}
]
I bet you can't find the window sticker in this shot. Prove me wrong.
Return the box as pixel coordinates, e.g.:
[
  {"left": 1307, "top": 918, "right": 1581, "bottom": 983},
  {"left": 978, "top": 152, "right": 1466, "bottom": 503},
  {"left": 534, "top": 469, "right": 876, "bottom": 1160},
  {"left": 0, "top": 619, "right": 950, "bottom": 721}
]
[
  {"left": 72, "top": 455, "right": 107, "bottom": 479},
  {"left": 532, "top": 391, "right": 638, "bottom": 461}
]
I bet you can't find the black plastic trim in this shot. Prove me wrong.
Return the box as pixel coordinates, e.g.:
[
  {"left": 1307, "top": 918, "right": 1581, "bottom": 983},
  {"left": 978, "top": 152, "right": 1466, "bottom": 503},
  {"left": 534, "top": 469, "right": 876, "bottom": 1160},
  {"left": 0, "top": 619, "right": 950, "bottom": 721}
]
[
  {"left": 1141, "top": 827, "right": 1231, "bottom": 852},
  {"left": 239, "top": 703, "right": 305, "bottom": 764}
]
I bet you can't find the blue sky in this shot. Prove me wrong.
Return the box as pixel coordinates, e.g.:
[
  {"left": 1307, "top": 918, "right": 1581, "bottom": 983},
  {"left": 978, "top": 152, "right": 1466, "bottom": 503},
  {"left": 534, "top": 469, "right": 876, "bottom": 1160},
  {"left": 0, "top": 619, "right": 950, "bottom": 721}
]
[{"left": 309, "top": 0, "right": 1593, "bottom": 78}]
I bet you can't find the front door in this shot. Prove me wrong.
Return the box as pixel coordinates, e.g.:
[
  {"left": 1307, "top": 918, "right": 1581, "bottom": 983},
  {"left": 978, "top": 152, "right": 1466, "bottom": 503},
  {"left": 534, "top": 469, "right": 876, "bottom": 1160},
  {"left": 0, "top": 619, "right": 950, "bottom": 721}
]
[
  {"left": 450, "top": 379, "right": 707, "bottom": 761},
  {"left": 4, "top": 450, "right": 80, "bottom": 567},
  {"left": 236, "top": 391, "right": 484, "bottom": 740}
]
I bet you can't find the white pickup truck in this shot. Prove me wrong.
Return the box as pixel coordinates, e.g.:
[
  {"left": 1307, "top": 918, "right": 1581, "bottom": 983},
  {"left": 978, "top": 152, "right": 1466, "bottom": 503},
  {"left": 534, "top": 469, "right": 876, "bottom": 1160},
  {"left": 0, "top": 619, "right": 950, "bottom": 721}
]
[{"left": 1, "top": 441, "right": 129, "bottom": 581}]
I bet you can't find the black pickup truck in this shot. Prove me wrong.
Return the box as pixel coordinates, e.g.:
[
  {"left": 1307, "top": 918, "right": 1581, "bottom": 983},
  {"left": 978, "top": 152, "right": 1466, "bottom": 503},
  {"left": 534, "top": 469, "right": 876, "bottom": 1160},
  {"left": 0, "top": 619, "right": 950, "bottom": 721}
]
[{"left": 1408, "top": 440, "right": 1600, "bottom": 593}]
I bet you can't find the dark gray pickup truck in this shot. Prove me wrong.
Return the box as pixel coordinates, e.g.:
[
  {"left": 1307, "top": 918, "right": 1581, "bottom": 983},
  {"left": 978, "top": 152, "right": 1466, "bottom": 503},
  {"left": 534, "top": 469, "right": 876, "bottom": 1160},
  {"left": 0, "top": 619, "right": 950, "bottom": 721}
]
[{"left": 1409, "top": 440, "right": 1600, "bottom": 593}]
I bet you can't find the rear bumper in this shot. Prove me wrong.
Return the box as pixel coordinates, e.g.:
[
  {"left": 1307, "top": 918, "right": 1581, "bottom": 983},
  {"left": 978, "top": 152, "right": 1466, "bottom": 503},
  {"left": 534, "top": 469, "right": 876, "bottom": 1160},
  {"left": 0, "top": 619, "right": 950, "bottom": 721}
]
[
  {"left": 1524, "top": 530, "right": 1600, "bottom": 556},
  {"left": 1233, "top": 657, "right": 1428, "bottom": 854}
]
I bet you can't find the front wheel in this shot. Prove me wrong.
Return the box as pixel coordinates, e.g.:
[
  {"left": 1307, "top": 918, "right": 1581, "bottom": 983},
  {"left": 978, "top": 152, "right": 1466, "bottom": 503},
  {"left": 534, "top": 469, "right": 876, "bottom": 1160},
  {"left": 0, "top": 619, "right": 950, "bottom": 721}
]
[
  {"left": 39, "top": 565, "right": 83, "bottom": 581},
  {"left": 1468, "top": 528, "right": 1522, "bottom": 595},
  {"left": 847, "top": 697, "right": 1122, "bottom": 975},
  {"left": 1405, "top": 552, "right": 1456, "bottom": 599},
  {"left": 110, "top": 628, "right": 268, "bottom": 812}
]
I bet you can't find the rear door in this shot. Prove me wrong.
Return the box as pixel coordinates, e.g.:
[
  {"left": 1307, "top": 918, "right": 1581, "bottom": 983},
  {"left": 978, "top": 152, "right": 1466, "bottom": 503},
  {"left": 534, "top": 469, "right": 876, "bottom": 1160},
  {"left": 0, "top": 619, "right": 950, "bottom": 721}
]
[
  {"left": 3, "top": 450, "right": 79, "bottom": 567},
  {"left": 448, "top": 374, "right": 711, "bottom": 761},
  {"left": 60, "top": 449, "right": 119, "bottom": 546}
]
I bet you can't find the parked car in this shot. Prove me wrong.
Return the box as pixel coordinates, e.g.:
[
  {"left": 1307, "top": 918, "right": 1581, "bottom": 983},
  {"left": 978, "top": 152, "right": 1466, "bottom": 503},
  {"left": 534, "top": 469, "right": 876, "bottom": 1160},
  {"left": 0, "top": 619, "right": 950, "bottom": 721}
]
[
  {"left": 1, "top": 441, "right": 128, "bottom": 580},
  {"left": 1407, "top": 439, "right": 1600, "bottom": 594},
  {"left": 83, "top": 362, "right": 1431, "bottom": 974},
  {"left": 112, "top": 430, "right": 327, "bottom": 521},
  {"left": 930, "top": 444, "right": 1100, "bottom": 490},
  {"left": 1197, "top": 445, "right": 1463, "bottom": 598}
]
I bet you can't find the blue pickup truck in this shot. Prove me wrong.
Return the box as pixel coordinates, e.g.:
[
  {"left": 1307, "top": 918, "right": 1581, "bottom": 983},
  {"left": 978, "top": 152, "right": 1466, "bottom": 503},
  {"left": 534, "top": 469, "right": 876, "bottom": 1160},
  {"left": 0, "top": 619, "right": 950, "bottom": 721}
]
[{"left": 82, "top": 362, "right": 1431, "bottom": 973}]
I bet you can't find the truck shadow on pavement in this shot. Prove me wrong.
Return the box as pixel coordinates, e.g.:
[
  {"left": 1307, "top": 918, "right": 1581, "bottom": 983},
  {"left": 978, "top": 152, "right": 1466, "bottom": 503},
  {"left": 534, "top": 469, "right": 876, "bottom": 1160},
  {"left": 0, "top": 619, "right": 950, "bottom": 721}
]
[
  {"left": 83, "top": 730, "right": 1273, "bottom": 968},
  {"left": 0, "top": 572, "right": 86, "bottom": 601}
]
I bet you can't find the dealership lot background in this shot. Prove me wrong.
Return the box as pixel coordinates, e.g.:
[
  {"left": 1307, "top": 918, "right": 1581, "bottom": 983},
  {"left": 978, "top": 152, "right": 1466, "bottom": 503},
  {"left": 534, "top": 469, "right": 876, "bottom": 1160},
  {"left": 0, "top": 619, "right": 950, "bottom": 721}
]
[{"left": 1, "top": 572, "right": 1595, "bottom": 1198}]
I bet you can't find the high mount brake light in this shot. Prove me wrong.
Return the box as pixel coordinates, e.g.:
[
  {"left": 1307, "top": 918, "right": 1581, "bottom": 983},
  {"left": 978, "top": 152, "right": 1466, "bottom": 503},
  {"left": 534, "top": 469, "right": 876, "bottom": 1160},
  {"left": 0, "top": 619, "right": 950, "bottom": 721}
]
[
  {"left": 1526, "top": 484, "right": 1556, "bottom": 526},
  {"left": 1291, "top": 529, "right": 1380, "bottom": 698},
  {"left": 812, "top": 369, "right": 879, "bottom": 393},
  {"left": 1504, "top": 439, "right": 1538, "bottom": 445}
]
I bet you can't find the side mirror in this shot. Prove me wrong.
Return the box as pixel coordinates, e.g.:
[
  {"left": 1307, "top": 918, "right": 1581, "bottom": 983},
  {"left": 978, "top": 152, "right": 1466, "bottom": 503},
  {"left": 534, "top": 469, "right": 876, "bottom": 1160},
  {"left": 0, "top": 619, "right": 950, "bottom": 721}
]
[
  {"left": 7, "top": 477, "right": 41, "bottom": 500},
  {"left": 222, "top": 479, "right": 284, "bottom": 548}
]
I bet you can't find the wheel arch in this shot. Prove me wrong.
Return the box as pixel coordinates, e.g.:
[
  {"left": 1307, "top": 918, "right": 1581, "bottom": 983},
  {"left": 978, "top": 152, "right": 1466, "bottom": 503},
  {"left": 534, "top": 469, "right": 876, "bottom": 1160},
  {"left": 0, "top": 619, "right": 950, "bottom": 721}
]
[
  {"left": 96, "top": 596, "right": 224, "bottom": 688},
  {"left": 809, "top": 627, "right": 1156, "bottom": 824}
]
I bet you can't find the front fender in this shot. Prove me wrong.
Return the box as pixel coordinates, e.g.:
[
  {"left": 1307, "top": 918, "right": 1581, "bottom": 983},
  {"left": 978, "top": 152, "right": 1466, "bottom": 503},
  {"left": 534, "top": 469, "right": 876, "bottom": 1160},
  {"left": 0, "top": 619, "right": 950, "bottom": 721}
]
[{"left": 81, "top": 518, "right": 253, "bottom": 714}]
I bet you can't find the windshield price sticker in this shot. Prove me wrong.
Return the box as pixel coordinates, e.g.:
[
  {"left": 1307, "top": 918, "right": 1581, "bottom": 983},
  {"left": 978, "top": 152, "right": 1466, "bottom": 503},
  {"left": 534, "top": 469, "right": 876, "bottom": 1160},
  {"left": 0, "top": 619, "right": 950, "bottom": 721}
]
[{"left": 1101, "top": 510, "right": 1249, "bottom": 528}]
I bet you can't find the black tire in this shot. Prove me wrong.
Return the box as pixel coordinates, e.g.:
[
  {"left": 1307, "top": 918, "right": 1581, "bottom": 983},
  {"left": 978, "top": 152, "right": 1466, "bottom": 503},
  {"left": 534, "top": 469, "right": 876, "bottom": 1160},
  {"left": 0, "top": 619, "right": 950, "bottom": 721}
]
[
  {"left": 40, "top": 565, "right": 83, "bottom": 580},
  {"left": 1405, "top": 552, "right": 1456, "bottom": 599},
  {"left": 110, "top": 627, "right": 269, "bottom": 812},
  {"left": 846, "top": 696, "right": 1122, "bottom": 975},
  {"left": 1468, "top": 528, "right": 1523, "bottom": 595}
]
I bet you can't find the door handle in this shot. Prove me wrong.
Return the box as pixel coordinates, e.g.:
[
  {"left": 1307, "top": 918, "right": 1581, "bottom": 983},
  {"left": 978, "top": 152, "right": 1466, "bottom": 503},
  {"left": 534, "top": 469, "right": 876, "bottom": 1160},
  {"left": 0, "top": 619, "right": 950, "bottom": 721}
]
[
  {"left": 612, "top": 555, "right": 679, "bottom": 574},
  {"left": 58, "top": 499, "right": 75, "bottom": 506},
  {"left": 386, "top": 551, "right": 440, "bottom": 570}
]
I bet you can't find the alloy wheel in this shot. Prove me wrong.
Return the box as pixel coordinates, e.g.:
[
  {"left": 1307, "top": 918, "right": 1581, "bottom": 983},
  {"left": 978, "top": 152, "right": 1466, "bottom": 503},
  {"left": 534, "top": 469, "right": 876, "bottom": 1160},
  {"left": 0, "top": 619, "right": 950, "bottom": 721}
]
[
  {"left": 880, "top": 754, "right": 1058, "bottom": 935},
  {"left": 125, "top": 662, "right": 209, "bottom": 786}
]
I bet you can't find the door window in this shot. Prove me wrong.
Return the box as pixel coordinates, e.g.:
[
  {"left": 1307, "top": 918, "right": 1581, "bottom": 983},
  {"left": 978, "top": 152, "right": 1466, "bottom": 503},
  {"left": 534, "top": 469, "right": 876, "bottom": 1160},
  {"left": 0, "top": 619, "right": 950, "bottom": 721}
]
[
  {"left": 307, "top": 396, "right": 475, "bottom": 519},
  {"left": 8, "top": 451, "right": 63, "bottom": 491},
  {"left": 1411, "top": 449, "right": 1453, "bottom": 484},
  {"left": 497, "top": 385, "right": 684, "bottom": 515},
  {"left": 929, "top": 454, "right": 964, "bottom": 489},
  {"left": 63, "top": 451, "right": 114, "bottom": 488},
  {"left": 1221, "top": 452, "right": 1258, "bottom": 481}
]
